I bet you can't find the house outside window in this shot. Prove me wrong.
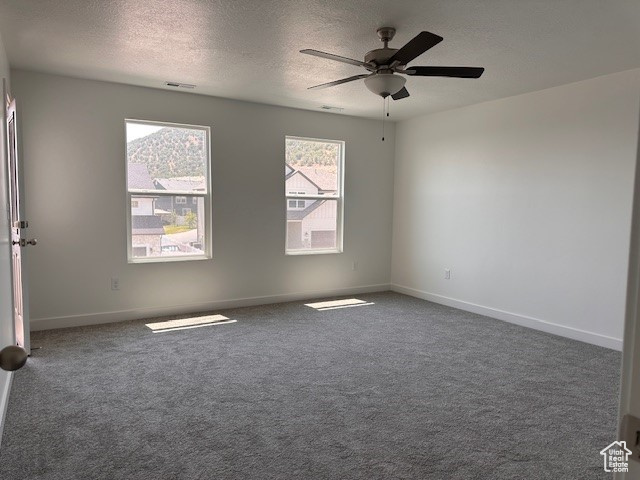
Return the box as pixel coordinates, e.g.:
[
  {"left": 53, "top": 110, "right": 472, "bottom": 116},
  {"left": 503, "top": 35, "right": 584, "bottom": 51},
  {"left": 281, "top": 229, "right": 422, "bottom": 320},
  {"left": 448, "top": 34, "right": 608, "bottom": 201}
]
[
  {"left": 126, "top": 119, "right": 211, "bottom": 262},
  {"left": 285, "top": 136, "right": 344, "bottom": 254}
]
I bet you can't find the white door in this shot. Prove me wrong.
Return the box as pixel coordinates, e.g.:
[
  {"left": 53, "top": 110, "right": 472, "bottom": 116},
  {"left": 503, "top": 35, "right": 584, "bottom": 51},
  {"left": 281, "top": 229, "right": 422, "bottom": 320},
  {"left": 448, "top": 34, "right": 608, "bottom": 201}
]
[{"left": 5, "top": 84, "right": 32, "bottom": 354}]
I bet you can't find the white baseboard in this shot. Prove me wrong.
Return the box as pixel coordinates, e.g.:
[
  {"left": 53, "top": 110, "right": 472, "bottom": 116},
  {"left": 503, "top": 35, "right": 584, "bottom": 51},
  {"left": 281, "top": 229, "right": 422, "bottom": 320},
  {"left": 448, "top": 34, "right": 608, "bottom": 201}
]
[
  {"left": 30, "top": 283, "right": 391, "bottom": 331},
  {"left": 0, "top": 371, "right": 13, "bottom": 450},
  {"left": 391, "top": 284, "right": 623, "bottom": 351}
]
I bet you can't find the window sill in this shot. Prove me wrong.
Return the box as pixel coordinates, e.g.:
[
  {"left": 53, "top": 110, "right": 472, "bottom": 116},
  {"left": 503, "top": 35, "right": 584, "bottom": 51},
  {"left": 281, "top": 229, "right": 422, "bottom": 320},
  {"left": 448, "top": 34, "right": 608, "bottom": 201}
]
[
  {"left": 285, "top": 249, "right": 342, "bottom": 256},
  {"left": 128, "top": 254, "right": 211, "bottom": 264}
]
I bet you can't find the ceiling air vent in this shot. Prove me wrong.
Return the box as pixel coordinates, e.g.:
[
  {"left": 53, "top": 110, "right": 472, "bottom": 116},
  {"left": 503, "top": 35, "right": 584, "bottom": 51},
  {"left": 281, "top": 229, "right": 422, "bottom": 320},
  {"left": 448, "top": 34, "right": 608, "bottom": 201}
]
[
  {"left": 165, "top": 82, "right": 196, "bottom": 89},
  {"left": 320, "top": 105, "right": 344, "bottom": 112}
]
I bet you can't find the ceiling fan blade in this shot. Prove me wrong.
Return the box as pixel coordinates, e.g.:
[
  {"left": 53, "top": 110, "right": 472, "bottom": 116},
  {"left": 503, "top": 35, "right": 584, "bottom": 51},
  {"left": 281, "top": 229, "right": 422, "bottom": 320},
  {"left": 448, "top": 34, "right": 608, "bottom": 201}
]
[
  {"left": 300, "top": 49, "right": 369, "bottom": 68},
  {"left": 388, "top": 31, "right": 443, "bottom": 66},
  {"left": 307, "top": 74, "right": 369, "bottom": 90},
  {"left": 406, "top": 66, "right": 485, "bottom": 78},
  {"left": 391, "top": 87, "right": 410, "bottom": 100}
]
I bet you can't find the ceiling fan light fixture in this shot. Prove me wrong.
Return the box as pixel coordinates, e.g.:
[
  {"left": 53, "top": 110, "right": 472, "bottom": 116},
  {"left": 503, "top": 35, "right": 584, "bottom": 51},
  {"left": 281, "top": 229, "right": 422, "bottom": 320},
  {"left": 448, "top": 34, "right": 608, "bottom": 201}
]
[{"left": 364, "top": 73, "right": 406, "bottom": 98}]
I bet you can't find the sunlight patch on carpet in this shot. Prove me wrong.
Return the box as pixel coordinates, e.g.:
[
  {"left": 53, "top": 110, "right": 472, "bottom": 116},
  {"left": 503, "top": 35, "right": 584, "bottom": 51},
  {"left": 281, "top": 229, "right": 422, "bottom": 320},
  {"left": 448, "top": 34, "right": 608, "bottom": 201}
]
[
  {"left": 146, "top": 315, "right": 236, "bottom": 333},
  {"left": 305, "top": 298, "right": 375, "bottom": 311}
]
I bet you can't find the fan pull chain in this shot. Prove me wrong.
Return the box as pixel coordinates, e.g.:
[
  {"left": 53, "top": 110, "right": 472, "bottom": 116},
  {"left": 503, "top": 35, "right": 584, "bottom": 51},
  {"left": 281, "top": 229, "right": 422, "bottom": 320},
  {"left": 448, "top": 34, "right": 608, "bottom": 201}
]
[
  {"left": 381, "top": 97, "right": 391, "bottom": 141},
  {"left": 381, "top": 97, "right": 385, "bottom": 141}
]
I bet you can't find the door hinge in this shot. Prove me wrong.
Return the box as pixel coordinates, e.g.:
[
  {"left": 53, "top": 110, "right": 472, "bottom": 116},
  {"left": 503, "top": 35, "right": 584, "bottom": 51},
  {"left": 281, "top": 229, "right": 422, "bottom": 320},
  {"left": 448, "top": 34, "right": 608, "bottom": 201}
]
[{"left": 14, "top": 220, "right": 28, "bottom": 229}]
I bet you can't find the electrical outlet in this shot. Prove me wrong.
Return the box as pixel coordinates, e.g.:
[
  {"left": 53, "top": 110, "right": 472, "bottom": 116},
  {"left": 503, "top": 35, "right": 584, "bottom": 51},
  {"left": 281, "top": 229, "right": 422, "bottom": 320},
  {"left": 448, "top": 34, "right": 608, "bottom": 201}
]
[
  {"left": 620, "top": 414, "right": 640, "bottom": 463},
  {"left": 111, "top": 278, "right": 120, "bottom": 291},
  {"left": 444, "top": 269, "right": 451, "bottom": 280}
]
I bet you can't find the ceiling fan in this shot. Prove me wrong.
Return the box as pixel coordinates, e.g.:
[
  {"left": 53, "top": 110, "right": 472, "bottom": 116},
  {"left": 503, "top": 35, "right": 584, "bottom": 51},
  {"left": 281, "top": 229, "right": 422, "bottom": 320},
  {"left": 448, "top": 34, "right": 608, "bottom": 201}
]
[{"left": 301, "top": 27, "right": 484, "bottom": 100}]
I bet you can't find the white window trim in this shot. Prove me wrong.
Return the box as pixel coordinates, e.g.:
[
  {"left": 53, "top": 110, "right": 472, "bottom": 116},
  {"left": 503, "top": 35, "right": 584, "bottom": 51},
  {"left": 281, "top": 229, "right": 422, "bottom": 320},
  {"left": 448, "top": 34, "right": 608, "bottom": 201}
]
[
  {"left": 125, "top": 119, "right": 212, "bottom": 263},
  {"left": 285, "top": 136, "right": 344, "bottom": 255}
]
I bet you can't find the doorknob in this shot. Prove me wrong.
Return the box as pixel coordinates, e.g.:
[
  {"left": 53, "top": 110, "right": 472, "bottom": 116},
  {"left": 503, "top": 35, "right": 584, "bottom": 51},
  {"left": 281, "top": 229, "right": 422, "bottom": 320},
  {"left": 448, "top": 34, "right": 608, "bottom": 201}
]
[
  {"left": 12, "top": 238, "right": 37, "bottom": 247},
  {"left": 0, "top": 345, "right": 28, "bottom": 371}
]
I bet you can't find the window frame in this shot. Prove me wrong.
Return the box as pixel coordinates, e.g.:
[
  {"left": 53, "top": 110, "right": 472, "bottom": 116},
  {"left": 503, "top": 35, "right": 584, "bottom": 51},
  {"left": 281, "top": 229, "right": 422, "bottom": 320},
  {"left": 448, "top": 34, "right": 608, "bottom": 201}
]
[
  {"left": 285, "top": 136, "right": 345, "bottom": 256},
  {"left": 125, "top": 119, "right": 212, "bottom": 263}
]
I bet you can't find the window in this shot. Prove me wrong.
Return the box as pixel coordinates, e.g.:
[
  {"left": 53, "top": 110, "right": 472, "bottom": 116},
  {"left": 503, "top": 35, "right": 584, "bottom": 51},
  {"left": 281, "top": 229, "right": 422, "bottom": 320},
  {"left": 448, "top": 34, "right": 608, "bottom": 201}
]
[
  {"left": 285, "top": 136, "right": 344, "bottom": 254},
  {"left": 126, "top": 119, "right": 211, "bottom": 262},
  {"left": 287, "top": 191, "right": 306, "bottom": 209}
]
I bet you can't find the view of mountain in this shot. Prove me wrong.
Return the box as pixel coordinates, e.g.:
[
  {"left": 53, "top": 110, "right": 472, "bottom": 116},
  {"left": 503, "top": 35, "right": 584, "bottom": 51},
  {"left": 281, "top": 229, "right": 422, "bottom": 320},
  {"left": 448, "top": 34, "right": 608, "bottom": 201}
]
[
  {"left": 127, "top": 129, "right": 339, "bottom": 178},
  {"left": 286, "top": 139, "right": 339, "bottom": 172},
  {"left": 127, "top": 127, "right": 206, "bottom": 178}
]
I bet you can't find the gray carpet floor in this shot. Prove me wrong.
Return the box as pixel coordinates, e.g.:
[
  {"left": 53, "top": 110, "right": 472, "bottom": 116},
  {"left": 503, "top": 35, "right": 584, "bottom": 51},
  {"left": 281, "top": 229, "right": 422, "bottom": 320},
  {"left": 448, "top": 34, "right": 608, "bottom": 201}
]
[{"left": 0, "top": 292, "right": 620, "bottom": 479}]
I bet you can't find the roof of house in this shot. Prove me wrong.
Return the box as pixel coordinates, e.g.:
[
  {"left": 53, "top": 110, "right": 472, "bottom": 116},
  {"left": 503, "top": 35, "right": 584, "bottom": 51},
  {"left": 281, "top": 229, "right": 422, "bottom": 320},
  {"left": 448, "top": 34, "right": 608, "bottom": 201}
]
[
  {"left": 154, "top": 177, "right": 206, "bottom": 192},
  {"left": 132, "top": 215, "right": 165, "bottom": 235},
  {"left": 287, "top": 200, "right": 325, "bottom": 221},
  {"left": 128, "top": 163, "right": 156, "bottom": 190},
  {"left": 285, "top": 164, "right": 294, "bottom": 176},
  {"left": 285, "top": 167, "right": 319, "bottom": 192},
  {"left": 294, "top": 167, "right": 337, "bottom": 192}
]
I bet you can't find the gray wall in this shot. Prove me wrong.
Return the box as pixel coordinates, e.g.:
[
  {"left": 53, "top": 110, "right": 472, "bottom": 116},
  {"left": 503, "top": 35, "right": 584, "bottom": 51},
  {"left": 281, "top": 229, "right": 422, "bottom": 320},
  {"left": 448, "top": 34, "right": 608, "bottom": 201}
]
[
  {"left": 12, "top": 70, "right": 395, "bottom": 328},
  {"left": 392, "top": 69, "right": 640, "bottom": 349}
]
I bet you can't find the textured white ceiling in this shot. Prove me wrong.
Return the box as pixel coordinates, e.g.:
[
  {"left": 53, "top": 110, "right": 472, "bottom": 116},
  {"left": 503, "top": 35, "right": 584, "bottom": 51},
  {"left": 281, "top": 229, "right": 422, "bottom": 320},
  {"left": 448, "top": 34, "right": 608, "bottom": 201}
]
[{"left": 1, "top": 0, "right": 639, "bottom": 120}]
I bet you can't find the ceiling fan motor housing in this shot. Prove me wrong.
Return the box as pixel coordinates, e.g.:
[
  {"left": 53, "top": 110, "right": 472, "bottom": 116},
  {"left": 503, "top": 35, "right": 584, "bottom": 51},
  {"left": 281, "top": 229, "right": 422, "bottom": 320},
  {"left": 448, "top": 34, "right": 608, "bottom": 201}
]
[{"left": 364, "top": 48, "right": 401, "bottom": 68}]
